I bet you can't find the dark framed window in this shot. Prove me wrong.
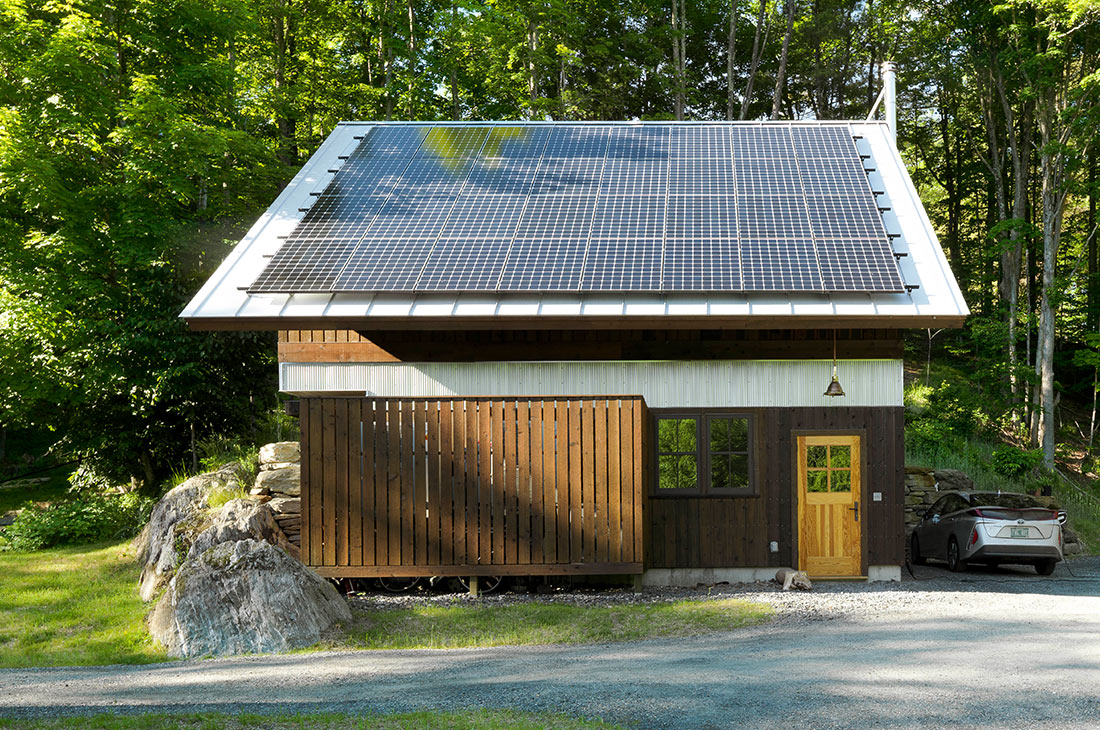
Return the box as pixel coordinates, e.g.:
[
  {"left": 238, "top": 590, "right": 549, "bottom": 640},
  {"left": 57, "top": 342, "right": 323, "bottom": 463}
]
[{"left": 654, "top": 411, "right": 754, "bottom": 496}]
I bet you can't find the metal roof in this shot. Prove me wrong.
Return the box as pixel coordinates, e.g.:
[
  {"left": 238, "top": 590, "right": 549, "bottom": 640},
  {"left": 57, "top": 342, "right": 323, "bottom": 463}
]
[{"left": 181, "top": 121, "right": 968, "bottom": 331}]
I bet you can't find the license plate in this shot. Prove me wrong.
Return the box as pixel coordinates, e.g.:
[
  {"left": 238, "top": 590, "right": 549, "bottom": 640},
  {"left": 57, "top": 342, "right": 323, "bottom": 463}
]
[{"left": 1010, "top": 527, "right": 1030, "bottom": 538}]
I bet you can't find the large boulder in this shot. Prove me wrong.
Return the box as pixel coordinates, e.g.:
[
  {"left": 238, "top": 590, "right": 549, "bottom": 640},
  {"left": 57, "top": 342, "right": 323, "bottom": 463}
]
[
  {"left": 134, "top": 463, "right": 245, "bottom": 602},
  {"left": 148, "top": 539, "right": 350, "bottom": 658},
  {"left": 188, "top": 498, "right": 298, "bottom": 562}
]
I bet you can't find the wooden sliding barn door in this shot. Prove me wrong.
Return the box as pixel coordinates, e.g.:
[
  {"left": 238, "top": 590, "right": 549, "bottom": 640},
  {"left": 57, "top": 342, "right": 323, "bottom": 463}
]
[{"left": 797, "top": 434, "right": 862, "bottom": 577}]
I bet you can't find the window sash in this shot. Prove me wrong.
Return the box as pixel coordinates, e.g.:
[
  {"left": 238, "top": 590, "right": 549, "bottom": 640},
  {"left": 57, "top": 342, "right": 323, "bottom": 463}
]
[{"left": 652, "top": 411, "right": 755, "bottom": 496}]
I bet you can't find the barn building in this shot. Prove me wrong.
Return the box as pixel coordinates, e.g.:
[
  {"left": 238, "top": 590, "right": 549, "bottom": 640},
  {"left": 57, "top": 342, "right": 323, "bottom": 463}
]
[{"left": 182, "top": 119, "right": 967, "bottom": 585}]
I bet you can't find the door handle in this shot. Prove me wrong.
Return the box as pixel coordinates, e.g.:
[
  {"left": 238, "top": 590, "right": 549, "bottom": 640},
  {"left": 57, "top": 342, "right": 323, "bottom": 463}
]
[{"left": 850, "top": 501, "right": 859, "bottom": 521}]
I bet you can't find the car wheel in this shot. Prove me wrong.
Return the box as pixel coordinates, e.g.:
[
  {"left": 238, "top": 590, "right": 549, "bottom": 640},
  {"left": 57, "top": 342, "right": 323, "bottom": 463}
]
[
  {"left": 909, "top": 533, "right": 926, "bottom": 566},
  {"left": 1036, "top": 559, "right": 1057, "bottom": 576},
  {"left": 458, "top": 575, "right": 503, "bottom": 594},
  {"left": 946, "top": 537, "right": 966, "bottom": 573},
  {"left": 377, "top": 577, "right": 422, "bottom": 592}
]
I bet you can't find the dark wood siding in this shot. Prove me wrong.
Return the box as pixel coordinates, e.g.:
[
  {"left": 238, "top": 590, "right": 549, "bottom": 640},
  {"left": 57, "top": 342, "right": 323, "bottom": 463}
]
[
  {"left": 646, "top": 406, "right": 905, "bottom": 571},
  {"left": 300, "top": 396, "right": 647, "bottom": 578},
  {"left": 279, "top": 328, "right": 903, "bottom": 363}
]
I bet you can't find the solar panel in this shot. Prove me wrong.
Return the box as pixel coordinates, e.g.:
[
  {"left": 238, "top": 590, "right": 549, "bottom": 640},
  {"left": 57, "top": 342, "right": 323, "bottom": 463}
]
[{"left": 249, "top": 122, "right": 904, "bottom": 294}]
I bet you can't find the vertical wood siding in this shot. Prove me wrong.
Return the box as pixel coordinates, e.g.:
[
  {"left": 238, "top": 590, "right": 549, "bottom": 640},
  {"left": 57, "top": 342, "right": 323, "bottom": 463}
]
[
  {"left": 646, "top": 406, "right": 904, "bottom": 571},
  {"left": 301, "top": 396, "right": 646, "bottom": 577}
]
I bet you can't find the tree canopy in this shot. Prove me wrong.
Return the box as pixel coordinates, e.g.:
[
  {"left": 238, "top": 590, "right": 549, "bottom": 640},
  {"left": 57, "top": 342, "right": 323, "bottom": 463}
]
[{"left": 1, "top": 0, "right": 1099, "bottom": 483}]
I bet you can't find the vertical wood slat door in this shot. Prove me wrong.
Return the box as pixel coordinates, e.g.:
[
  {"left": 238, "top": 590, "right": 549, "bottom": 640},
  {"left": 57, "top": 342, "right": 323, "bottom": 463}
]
[
  {"left": 299, "top": 396, "right": 646, "bottom": 577},
  {"left": 797, "top": 435, "right": 862, "bottom": 577}
]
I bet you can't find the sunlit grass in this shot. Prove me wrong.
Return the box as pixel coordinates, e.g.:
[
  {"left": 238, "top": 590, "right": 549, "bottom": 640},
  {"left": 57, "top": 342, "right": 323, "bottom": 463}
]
[
  {"left": 0, "top": 710, "right": 625, "bottom": 730},
  {"left": 0, "top": 541, "right": 168, "bottom": 667},
  {"left": 331, "top": 598, "right": 772, "bottom": 651}
]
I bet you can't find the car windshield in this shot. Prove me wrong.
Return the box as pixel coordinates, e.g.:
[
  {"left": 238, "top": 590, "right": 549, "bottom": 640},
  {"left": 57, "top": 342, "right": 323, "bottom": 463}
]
[{"left": 971, "top": 493, "right": 1040, "bottom": 509}]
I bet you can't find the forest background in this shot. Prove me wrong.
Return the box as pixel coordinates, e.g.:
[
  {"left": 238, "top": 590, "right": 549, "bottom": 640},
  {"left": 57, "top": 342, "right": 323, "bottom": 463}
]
[{"left": 1, "top": 0, "right": 1098, "bottom": 505}]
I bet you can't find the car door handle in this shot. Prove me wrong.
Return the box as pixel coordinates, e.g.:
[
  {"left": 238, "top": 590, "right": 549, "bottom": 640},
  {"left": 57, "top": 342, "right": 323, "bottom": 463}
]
[{"left": 850, "top": 501, "right": 859, "bottom": 521}]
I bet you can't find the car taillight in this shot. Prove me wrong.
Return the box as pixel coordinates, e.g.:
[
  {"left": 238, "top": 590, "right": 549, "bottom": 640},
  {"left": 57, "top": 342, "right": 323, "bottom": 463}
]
[{"left": 969, "top": 527, "right": 979, "bottom": 547}]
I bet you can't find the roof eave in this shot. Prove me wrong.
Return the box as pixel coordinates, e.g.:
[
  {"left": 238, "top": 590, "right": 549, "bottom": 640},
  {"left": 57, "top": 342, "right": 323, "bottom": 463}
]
[{"left": 182, "top": 313, "right": 967, "bottom": 332}]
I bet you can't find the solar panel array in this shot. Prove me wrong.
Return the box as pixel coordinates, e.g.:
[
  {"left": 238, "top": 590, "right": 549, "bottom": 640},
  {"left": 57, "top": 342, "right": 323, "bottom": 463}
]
[{"left": 248, "top": 123, "right": 903, "bottom": 294}]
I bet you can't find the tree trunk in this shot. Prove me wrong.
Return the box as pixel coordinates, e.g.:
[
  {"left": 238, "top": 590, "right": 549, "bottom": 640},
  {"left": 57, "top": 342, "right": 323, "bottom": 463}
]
[
  {"left": 727, "top": 0, "right": 738, "bottom": 120},
  {"left": 527, "top": 15, "right": 539, "bottom": 117},
  {"left": 1036, "top": 96, "right": 1065, "bottom": 470},
  {"left": 739, "top": 0, "right": 769, "bottom": 120},
  {"left": 671, "top": 0, "right": 684, "bottom": 120},
  {"left": 770, "top": 0, "right": 795, "bottom": 120},
  {"left": 1089, "top": 149, "right": 1098, "bottom": 327},
  {"left": 450, "top": 2, "right": 459, "bottom": 120},
  {"left": 381, "top": 0, "right": 393, "bottom": 120},
  {"left": 271, "top": 0, "right": 297, "bottom": 165},
  {"left": 407, "top": 0, "right": 416, "bottom": 117}
]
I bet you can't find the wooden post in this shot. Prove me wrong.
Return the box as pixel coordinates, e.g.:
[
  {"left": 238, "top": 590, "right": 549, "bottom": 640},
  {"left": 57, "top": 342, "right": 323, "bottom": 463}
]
[{"left": 468, "top": 575, "right": 479, "bottom": 598}]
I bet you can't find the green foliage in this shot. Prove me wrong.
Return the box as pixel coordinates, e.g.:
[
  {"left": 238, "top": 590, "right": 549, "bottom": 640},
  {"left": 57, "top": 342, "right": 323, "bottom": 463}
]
[
  {"left": 904, "top": 378, "right": 994, "bottom": 455},
  {"left": 991, "top": 444, "right": 1045, "bottom": 478},
  {"left": 1, "top": 493, "right": 153, "bottom": 552},
  {"left": 206, "top": 481, "right": 249, "bottom": 509}
]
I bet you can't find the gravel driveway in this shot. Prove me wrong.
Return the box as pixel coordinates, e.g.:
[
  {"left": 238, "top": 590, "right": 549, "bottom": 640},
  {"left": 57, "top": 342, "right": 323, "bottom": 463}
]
[{"left": 3, "top": 558, "right": 1100, "bottom": 729}]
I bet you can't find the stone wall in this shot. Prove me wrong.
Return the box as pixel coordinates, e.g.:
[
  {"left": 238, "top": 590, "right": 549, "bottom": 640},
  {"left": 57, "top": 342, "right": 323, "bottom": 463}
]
[{"left": 250, "top": 442, "right": 301, "bottom": 549}]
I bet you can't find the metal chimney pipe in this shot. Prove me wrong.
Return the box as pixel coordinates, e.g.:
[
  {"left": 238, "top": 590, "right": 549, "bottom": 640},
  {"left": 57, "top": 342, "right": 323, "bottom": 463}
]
[{"left": 881, "top": 61, "right": 897, "bottom": 143}]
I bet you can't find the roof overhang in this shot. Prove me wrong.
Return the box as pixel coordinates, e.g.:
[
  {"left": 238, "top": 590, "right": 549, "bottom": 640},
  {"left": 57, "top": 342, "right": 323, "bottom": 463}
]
[{"left": 181, "top": 121, "right": 969, "bottom": 332}]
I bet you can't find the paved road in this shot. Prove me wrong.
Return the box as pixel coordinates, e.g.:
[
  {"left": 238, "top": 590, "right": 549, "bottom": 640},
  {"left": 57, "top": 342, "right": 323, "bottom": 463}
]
[{"left": 3, "top": 562, "right": 1100, "bottom": 729}]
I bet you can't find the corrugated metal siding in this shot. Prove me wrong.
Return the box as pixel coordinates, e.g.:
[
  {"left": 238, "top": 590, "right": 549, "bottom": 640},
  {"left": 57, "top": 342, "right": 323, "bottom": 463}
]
[{"left": 281, "top": 359, "right": 903, "bottom": 407}]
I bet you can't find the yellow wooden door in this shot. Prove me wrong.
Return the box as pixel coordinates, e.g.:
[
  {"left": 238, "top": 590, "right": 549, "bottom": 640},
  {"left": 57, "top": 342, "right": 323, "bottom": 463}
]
[{"left": 797, "top": 435, "right": 862, "bottom": 577}]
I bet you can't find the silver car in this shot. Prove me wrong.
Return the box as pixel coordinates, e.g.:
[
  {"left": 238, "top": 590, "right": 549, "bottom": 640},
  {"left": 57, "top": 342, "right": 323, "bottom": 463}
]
[{"left": 910, "top": 491, "right": 1064, "bottom": 575}]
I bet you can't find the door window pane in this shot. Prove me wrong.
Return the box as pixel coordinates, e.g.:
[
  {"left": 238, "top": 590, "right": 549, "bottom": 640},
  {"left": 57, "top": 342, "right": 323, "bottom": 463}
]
[
  {"left": 830, "top": 445, "right": 850, "bottom": 468},
  {"left": 807, "top": 445, "right": 827, "bottom": 468},
  {"left": 832, "top": 470, "right": 852, "bottom": 492},
  {"left": 807, "top": 470, "right": 829, "bottom": 492}
]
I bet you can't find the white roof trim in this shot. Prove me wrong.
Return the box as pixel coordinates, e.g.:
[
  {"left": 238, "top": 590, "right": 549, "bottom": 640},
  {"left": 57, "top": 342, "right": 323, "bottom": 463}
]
[{"left": 182, "top": 121, "right": 969, "bottom": 328}]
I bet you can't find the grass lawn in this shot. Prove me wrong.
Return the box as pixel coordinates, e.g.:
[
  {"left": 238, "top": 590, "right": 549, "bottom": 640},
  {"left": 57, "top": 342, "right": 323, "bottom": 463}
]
[
  {"left": 0, "top": 540, "right": 769, "bottom": 668},
  {"left": 332, "top": 597, "right": 772, "bottom": 650},
  {"left": 0, "top": 541, "right": 168, "bottom": 668},
  {"left": 0, "top": 710, "right": 624, "bottom": 730}
]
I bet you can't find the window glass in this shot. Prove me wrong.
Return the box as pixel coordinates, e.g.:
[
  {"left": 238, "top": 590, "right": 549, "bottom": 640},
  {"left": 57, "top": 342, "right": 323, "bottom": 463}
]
[
  {"left": 830, "top": 445, "right": 850, "bottom": 468},
  {"left": 659, "top": 454, "right": 697, "bottom": 490},
  {"left": 659, "top": 418, "right": 696, "bottom": 452},
  {"left": 708, "top": 416, "right": 750, "bottom": 492},
  {"left": 807, "top": 470, "right": 829, "bottom": 492},
  {"left": 832, "top": 470, "right": 852, "bottom": 492},
  {"left": 927, "top": 496, "right": 948, "bottom": 517},
  {"left": 654, "top": 413, "right": 753, "bottom": 494},
  {"left": 657, "top": 417, "right": 698, "bottom": 490},
  {"left": 807, "top": 445, "right": 827, "bottom": 468}
]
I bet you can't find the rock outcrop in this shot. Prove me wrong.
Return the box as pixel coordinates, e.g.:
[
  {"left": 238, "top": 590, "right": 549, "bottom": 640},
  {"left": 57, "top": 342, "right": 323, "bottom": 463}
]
[
  {"left": 134, "top": 463, "right": 245, "bottom": 602},
  {"left": 187, "top": 498, "right": 298, "bottom": 562},
  {"left": 148, "top": 539, "right": 350, "bottom": 658}
]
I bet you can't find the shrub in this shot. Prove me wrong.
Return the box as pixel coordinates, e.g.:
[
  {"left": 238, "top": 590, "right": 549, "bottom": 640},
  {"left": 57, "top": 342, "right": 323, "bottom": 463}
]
[
  {"left": 991, "top": 444, "right": 1043, "bottom": 478},
  {"left": 1, "top": 493, "right": 154, "bottom": 552}
]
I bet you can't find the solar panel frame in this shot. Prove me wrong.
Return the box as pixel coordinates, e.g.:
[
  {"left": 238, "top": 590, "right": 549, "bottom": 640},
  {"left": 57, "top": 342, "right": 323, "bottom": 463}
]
[{"left": 249, "top": 122, "right": 905, "bottom": 295}]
